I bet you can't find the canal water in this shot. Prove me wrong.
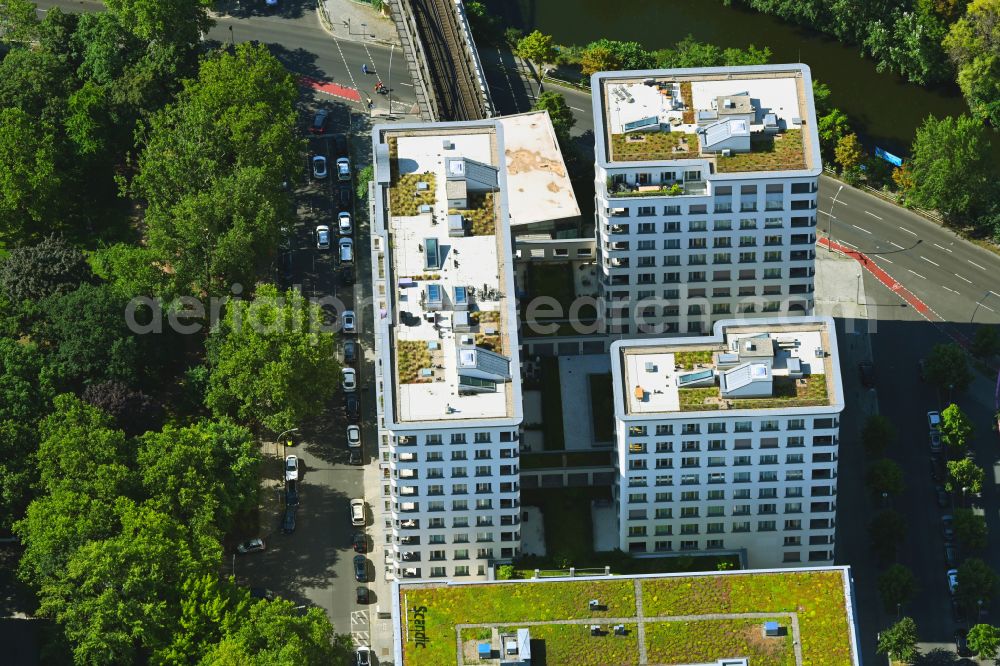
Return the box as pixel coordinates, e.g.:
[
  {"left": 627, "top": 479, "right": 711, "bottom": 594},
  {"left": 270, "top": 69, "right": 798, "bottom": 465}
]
[{"left": 490, "top": 0, "right": 972, "bottom": 157}]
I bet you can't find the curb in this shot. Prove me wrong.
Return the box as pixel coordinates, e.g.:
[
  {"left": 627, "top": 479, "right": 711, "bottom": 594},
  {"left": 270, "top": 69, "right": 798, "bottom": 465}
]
[{"left": 314, "top": 0, "right": 400, "bottom": 48}]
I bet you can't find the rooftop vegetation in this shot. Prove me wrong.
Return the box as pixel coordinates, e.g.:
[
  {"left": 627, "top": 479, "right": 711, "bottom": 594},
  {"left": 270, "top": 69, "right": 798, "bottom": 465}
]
[
  {"left": 678, "top": 387, "right": 722, "bottom": 411},
  {"left": 674, "top": 350, "right": 714, "bottom": 370},
  {"left": 716, "top": 129, "right": 806, "bottom": 172},
  {"left": 396, "top": 340, "right": 433, "bottom": 384},
  {"left": 610, "top": 131, "right": 699, "bottom": 162},
  {"left": 449, "top": 191, "right": 497, "bottom": 235},
  {"left": 645, "top": 618, "right": 794, "bottom": 665},
  {"left": 677, "top": 374, "right": 829, "bottom": 411},
  {"left": 389, "top": 172, "right": 436, "bottom": 216}
]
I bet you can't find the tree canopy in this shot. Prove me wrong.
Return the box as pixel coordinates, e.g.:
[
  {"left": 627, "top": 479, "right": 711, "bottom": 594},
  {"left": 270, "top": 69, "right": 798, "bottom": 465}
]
[
  {"left": 944, "top": 0, "right": 1000, "bottom": 127},
  {"left": 924, "top": 342, "right": 973, "bottom": 394},
  {"left": 0, "top": 235, "right": 93, "bottom": 302},
  {"left": 533, "top": 91, "right": 576, "bottom": 140},
  {"left": 877, "top": 616, "right": 919, "bottom": 662}
]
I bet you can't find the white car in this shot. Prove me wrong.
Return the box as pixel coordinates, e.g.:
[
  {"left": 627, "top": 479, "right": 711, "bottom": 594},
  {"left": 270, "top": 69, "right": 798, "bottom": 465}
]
[
  {"left": 336, "top": 157, "right": 351, "bottom": 181},
  {"left": 948, "top": 568, "right": 959, "bottom": 595},
  {"left": 350, "top": 498, "right": 366, "bottom": 526},
  {"left": 315, "top": 224, "right": 330, "bottom": 250},
  {"left": 312, "top": 155, "right": 328, "bottom": 179},
  {"left": 342, "top": 310, "right": 356, "bottom": 334},
  {"left": 929, "top": 430, "right": 942, "bottom": 453},
  {"left": 347, "top": 425, "right": 361, "bottom": 449},
  {"left": 342, "top": 367, "right": 357, "bottom": 392},
  {"left": 284, "top": 455, "right": 299, "bottom": 482},
  {"left": 338, "top": 211, "right": 352, "bottom": 235},
  {"left": 928, "top": 410, "right": 941, "bottom": 429},
  {"left": 355, "top": 645, "right": 371, "bottom": 666}
]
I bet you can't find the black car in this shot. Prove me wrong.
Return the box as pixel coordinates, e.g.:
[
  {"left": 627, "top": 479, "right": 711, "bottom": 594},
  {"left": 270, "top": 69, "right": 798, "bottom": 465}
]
[
  {"left": 344, "top": 340, "right": 358, "bottom": 365},
  {"left": 353, "top": 532, "right": 368, "bottom": 553},
  {"left": 348, "top": 448, "right": 362, "bottom": 466},
  {"left": 955, "top": 628, "right": 970, "bottom": 656},
  {"left": 930, "top": 456, "right": 944, "bottom": 482},
  {"left": 341, "top": 264, "right": 355, "bottom": 286},
  {"left": 345, "top": 394, "right": 360, "bottom": 422},
  {"left": 286, "top": 482, "right": 300, "bottom": 507},
  {"left": 356, "top": 586, "right": 370, "bottom": 604},
  {"left": 353, "top": 555, "right": 368, "bottom": 582},
  {"left": 337, "top": 184, "right": 352, "bottom": 209},
  {"left": 857, "top": 361, "right": 875, "bottom": 388},
  {"left": 281, "top": 506, "right": 297, "bottom": 534},
  {"left": 945, "top": 544, "right": 958, "bottom": 567},
  {"left": 935, "top": 485, "right": 951, "bottom": 508},
  {"left": 334, "top": 134, "right": 348, "bottom": 158},
  {"left": 310, "top": 109, "right": 329, "bottom": 135}
]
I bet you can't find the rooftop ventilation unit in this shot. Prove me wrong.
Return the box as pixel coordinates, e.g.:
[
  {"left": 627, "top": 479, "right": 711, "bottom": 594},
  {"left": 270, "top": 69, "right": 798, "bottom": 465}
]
[{"left": 442, "top": 139, "right": 454, "bottom": 150}]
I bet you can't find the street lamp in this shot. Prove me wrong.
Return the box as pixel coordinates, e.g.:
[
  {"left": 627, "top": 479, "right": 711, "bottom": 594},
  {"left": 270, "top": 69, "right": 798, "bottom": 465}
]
[
  {"left": 276, "top": 427, "right": 299, "bottom": 458},
  {"left": 387, "top": 43, "right": 395, "bottom": 116},
  {"left": 827, "top": 184, "right": 844, "bottom": 252}
]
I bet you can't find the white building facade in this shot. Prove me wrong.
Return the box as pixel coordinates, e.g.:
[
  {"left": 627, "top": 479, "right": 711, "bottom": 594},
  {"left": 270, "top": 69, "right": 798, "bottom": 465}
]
[
  {"left": 609, "top": 317, "right": 844, "bottom": 569},
  {"left": 592, "top": 65, "right": 823, "bottom": 335}
]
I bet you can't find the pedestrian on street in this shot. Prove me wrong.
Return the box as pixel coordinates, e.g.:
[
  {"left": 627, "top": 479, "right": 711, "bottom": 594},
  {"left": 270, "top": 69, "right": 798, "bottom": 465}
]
[{"left": 362, "top": 63, "right": 368, "bottom": 75}]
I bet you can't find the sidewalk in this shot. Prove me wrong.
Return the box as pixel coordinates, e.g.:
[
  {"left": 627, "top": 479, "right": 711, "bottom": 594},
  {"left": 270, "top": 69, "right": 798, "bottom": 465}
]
[{"left": 319, "top": 0, "right": 399, "bottom": 46}]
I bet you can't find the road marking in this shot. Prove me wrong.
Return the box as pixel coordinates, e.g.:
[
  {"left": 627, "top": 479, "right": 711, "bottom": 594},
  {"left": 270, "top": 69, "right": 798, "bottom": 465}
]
[
  {"left": 351, "top": 611, "right": 369, "bottom": 624},
  {"left": 991, "top": 291, "right": 1000, "bottom": 298},
  {"left": 818, "top": 210, "right": 835, "bottom": 218},
  {"left": 899, "top": 226, "right": 918, "bottom": 236},
  {"left": 351, "top": 631, "right": 370, "bottom": 646},
  {"left": 839, "top": 240, "right": 858, "bottom": 249},
  {"left": 920, "top": 256, "right": 940, "bottom": 267},
  {"left": 851, "top": 224, "right": 873, "bottom": 234},
  {"left": 955, "top": 273, "right": 973, "bottom": 284},
  {"left": 933, "top": 243, "right": 953, "bottom": 253},
  {"left": 877, "top": 256, "right": 894, "bottom": 264},
  {"left": 399, "top": 81, "right": 414, "bottom": 87},
  {"left": 981, "top": 303, "right": 997, "bottom": 313},
  {"left": 908, "top": 269, "right": 927, "bottom": 279},
  {"left": 969, "top": 259, "right": 987, "bottom": 270},
  {"left": 943, "top": 286, "right": 960, "bottom": 295},
  {"left": 570, "top": 106, "right": 586, "bottom": 112},
  {"left": 889, "top": 241, "right": 904, "bottom": 249},
  {"left": 864, "top": 211, "right": 883, "bottom": 220}
]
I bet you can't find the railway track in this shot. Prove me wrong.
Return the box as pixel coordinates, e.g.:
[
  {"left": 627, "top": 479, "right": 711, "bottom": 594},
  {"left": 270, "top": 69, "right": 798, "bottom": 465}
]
[{"left": 409, "top": 0, "right": 484, "bottom": 121}]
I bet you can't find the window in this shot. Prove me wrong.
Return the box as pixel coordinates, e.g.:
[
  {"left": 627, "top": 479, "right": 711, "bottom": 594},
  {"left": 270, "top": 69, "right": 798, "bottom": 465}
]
[
  {"left": 713, "top": 253, "right": 732, "bottom": 264},
  {"left": 637, "top": 240, "right": 656, "bottom": 250},
  {"left": 708, "top": 490, "right": 725, "bottom": 500},
  {"left": 739, "top": 236, "right": 756, "bottom": 247},
  {"left": 681, "top": 507, "right": 699, "bottom": 518},
  {"left": 450, "top": 433, "right": 466, "bottom": 444},
  {"left": 708, "top": 440, "right": 725, "bottom": 451},
  {"left": 758, "top": 520, "right": 776, "bottom": 531},
  {"left": 637, "top": 206, "right": 655, "bottom": 217},
  {"left": 763, "top": 268, "right": 782, "bottom": 279},
  {"left": 732, "top": 521, "right": 751, "bottom": 532},
  {"left": 655, "top": 492, "right": 673, "bottom": 502},
  {"left": 628, "top": 526, "right": 647, "bottom": 537},
  {"left": 739, "top": 252, "right": 756, "bottom": 264},
  {"left": 733, "top": 489, "right": 751, "bottom": 499},
  {"left": 740, "top": 218, "right": 757, "bottom": 230},
  {"left": 759, "top": 503, "right": 777, "bottom": 515},
  {"left": 732, "top": 504, "right": 751, "bottom": 516},
  {"left": 452, "top": 467, "right": 468, "bottom": 478},
  {"left": 664, "top": 221, "right": 681, "bottom": 233},
  {"left": 628, "top": 493, "right": 646, "bottom": 504},
  {"left": 454, "top": 565, "right": 470, "bottom": 576},
  {"left": 474, "top": 432, "right": 491, "bottom": 443},
  {"left": 664, "top": 238, "right": 680, "bottom": 249},
  {"left": 428, "top": 500, "right": 445, "bottom": 511},
  {"left": 760, "top": 420, "right": 779, "bottom": 431},
  {"left": 689, "top": 220, "right": 707, "bottom": 232},
  {"left": 733, "top": 472, "right": 751, "bottom": 483},
  {"left": 451, "top": 451, "right": 466, "bottom": 461},
  {"left": 784, "top": 519, "right": 802, "bottom": 531},
  {"left": 785, "top": 502, "right": 803, "bottom": 513},
  {"left": 454, "top": 548, "right": 469, "bottom": 560},
  {"left": 680, "top": 540, "right": 699, "bottom": 551},
  {"left": 655, "top": 508, "right": 672, "bottom": 519},
  {"left": 452, "top": 483, "right": 467, "bottom": 495},
  {"left": 427, "top": 484, "right": 444, "bottom": 495},
  {"left": 760, "top": 454, "right": 778, "bottom": 465},
  {"left": 681, "top": 491, "right": 699, "bottom": 501},
  {"left": 765, "top": 217, "right": 783, "bottom": 228},
  {"left": 783, "top": 552, "right": 801, "bottom": 563},
  {"left": 680, "top": 524, "right": 699, "bottom": 535},
  {"left": 452, "top": 499, "right": 468, "bottom": 510},
  {"left": 689, "top": 237, "right": 707, "bottom": 249},
  {"left": 707, "top": 506, "right": 725, "bottom": 517},
  {"left": 638, "top": 222, "right": 656, "bottom": 234},
  {"left": 663, "top": 205, "right": 681, "bottom": 216},
  {"left": 788, "top": 419, "right": 805, "bottom": 430},
  {"left": 655, "top": 475, "right": 673, "bottom": 486},
  {"left": 707, "top": 523, "right": 725, "bottom": 534}
]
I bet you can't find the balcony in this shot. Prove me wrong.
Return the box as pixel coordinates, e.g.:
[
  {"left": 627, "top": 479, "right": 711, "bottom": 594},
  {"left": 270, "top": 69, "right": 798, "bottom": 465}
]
[
  {"left": 399, "top": 502, "right": 419, "bottom": 512},
  {"left": 401, "top": 567, "right": 420, "bottom": 578},
  {"left": 399, "top": 469, "right": 418, "bottom": 479},
  {"left": 605, "top": 179, "right": 707, "bottom": 198},
  {"left": 399, "top": 551, "right": 421, "bottom": 562},
  {"left": 399, "top": 486, "right": 418, "bottom": 496},
  {"left": 397, "top": 452, "right": 416, "bottom": 462},
  {"left": 399, "top": 535, "right": 420, "bottom": 545},
  {"left": 790, "top": 250, "right": 814, "bottom": 261},
  {"left": 790, "top": 235, "right": 814, "bottom": 246},
  {"left": 398, "top": 519, "right": 420, "bottom": 529}
]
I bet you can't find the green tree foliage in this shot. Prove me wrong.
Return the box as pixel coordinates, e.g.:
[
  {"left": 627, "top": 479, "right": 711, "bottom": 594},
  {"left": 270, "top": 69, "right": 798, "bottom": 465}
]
[
  {"left": 129, "top": 43, "right": 300, "bottom": 295},
  {"left": 877, "top": 616, "right": 919, "bottom": 662},
  {"left": 0, "top": 0, "right": 40, "bottom": 43},
  {"left": 580, "top": 45, "right": 618, "bottom": 78},
  {"left": 580, "top": 38, "right": 654, "bottom": 76},
  {"left": 153, "top": 574, "right": 251, "bottom": 665},
  {"left": 355, "top": 165, "right": 374, "bottom": 202},
  {"left": 862, "top": 414, "right": 896, "bottom": 458},
  {"left": 864, "top": 2, "right": 952, "bottom": 86},
  {"left": 925, "top": 342, "right": 973, "bottom": 394},
  {"left": 817, "top": 108, "right": 850, "bottom": 160},
  {"left": 972, "top": 326, "right": 1000, "bottom": 358},
  {"left": 205, "top": 284, "right": 340, "bottom": 433},
  {"left": 947, "top": 457, "right": 985, "bottom": 495},
  {"left": 834, "top": 132, "right": 864, "bottom": 180},
  {"left": 462, "top": 1, "right": 503, "bottom": 47},
  {"left": 812, "top": 80, "right": 832, "bottom": 115},
  {"left": 103, "top": 0, "right": 212, "bottom": 49},
  {"left": 907, "top": 114, "right": 997, "bottom": 223},
  {"left": 82, "top": 380, "right": 163, "bottom": 437},
  {"left": 954, "top": 507, "right": 988, "bottom": 550},
  {"left": 967, "top": 623, "right": 1000, "bottom": 660},
  {"left": 940, "top": 403, "right": 973, "bottom": 449},
  {"left": 957, "top": 558, "right": 1000, "bottom": 612},
  {"left": 878, "top": 564, "right": 918, "bottom": 613},
  {"left": 0, "top": 108, "right": 62, "bottom": 243},
  {"left": 137, "top": 419, "right": 259, "bottom": 534},
  {"left": 944, "top": 0, "right": 1000, "bottom": 127},
  {"left": 867, "top": 458, "right": 904, "bottom": 498},
  {"left": 654, "top": 35, "right": 771, "bottom": 68},
  {"left": 0, "top": 235, "right": 93, "bottom": 302},
  {"left": 516, "top": 30, "right": 556, "bottom": 71},
  {"left": 533, "top": 91, "right": 576, "bottom": 140},
  {"left": 868, "top": 509, "right": 907, "bottom": 562}
]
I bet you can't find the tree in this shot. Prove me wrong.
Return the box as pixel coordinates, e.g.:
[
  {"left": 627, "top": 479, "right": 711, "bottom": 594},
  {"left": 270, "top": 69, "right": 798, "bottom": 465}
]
[
  {"left": 103, "top": 0, "right": 212, "bottom": 50},
  {"left": 940, "top": 403, "right": 973, "bottom": 450},
  {"left": 867, "top": 458, "right": 904, "bottom": 498},
  {"left": 205, "top": 284, "right": 340, "bottom": 433},
  {"left": 533, "top": 91, "right": 576, "bottom": 140},
  {"left": 516, "top": 30, "right": 556, "bottom": 76},
  {"left": 655, "top": 35, "right": 770, "bottom": 69},
  {"left": 0, "top": 0, "right": 40, "bottom": 44},
  {"left": 924, "top": 343, "right": 973, "bottom": 395},
  {"left": 834, "top": 133, "right": 864, "bottom": 181},
  {"left": 948, "top": 457, "right": 985, "bottom": 495},
  {"left": 82, "top": 381, "right": 163, "bottom": 437},
  {"left": 153, "top": 574, "right": 251, "bottom": 665},
  {"left": 862, "top": 415, "right": 896, "bottom": 458},
  {"left": 877, "top": 616, "right": 919, "bottom": 662},
  {"left": 967, "top": 624, "right": 1000, "bottom": 660},
  {"left": 355, "top": 164, "right": 374, "bottom": 202},
  {"left": 957, "top": 558, "right": 1000, "bottom": 613},
  {"left": 0, "top": 108, "right": 63, "bottom": 244},
  {"left": 907, "top": 114, "right": 997, "bottom": 222},
  {"left": 88, "top": 243, "right": 170, "bottom": 299},
  {"left": 580, "top": 45, "right": 618, "bottom": 77},
  {"left": 580, "top": 38, "right": 654, "bottom": 76},
  {"left": 878, "top": 564, "right": 917, "bottom": 613},
  {"left": 868, "top": 509, "right": 906, "bottom": 562},
  {"left": 817, "top": 108, "right": 850, "bottom": 159},
  {"left": 943, "top": 0, "right": 1000, "bottom": 127},
  {"left": 954, "top": 508, "right": 988, "bottom": 550},
  {"left": 812, "top": 80, "right": 832, "bottom": 115},
  {"left": 972, "top": 326, "right": 1000, "bottom": 358},
  {"left": 863, "top": 5, "right": 951, "bottom": 86},
  {"left": 0, "top": 235, "right": 93, "bottom": 303}
]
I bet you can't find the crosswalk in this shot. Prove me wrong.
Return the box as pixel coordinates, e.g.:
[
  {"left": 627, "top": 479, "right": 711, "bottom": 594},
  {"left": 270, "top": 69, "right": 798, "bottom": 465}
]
[{"left": 351, "top": 610, "right": 370, "bottom": 647}]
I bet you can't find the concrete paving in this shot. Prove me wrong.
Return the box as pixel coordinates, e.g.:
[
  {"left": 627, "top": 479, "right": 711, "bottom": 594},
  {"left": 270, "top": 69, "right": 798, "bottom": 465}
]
[
  {"left": 520, "top": 507, "right": 547, "bottom": 557},
  {"left": 321, "top": 0, "right": 400, "bottom": 45},
  {"left": 559, "top": 355, "right": 612, "bottom": 450}
]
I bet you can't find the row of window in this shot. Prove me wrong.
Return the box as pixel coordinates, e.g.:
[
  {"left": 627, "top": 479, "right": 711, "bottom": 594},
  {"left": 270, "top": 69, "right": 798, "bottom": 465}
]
[
  {"left": 605, "top": 217, "right": 812, "bottom": 233},
  {"left": 626, "top": 540, "right": 832, "bottom": 561},
  {"left": 395, "top": 432, "right": 518, "bottom": 445},
  {"left": 627, "top": 500, "right": 834, "bottom": 517},
  {"left": 626, "top": 517, "right": 833, "bottom": 536},
  {"left": 627, "top": 419, "right": 837, "bottom": 437},
  {"left": 410, "top": 465, "right": 518, "bottom": 478},
  {"left": 620, "top": 473, "right": 838, "bottom": 491}
]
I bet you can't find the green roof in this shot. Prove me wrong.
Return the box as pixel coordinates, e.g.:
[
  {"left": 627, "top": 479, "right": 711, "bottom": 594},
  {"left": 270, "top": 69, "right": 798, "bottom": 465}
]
[{"left": 395, "top": 568, "right": 859, "bottom": 665}]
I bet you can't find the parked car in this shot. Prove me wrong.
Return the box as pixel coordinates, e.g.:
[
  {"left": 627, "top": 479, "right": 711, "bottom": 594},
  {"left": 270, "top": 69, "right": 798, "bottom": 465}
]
[
  {"left": 348, "top": 448, "right": 362, "bottom": 465},
  {"left": 334, "top": 133, "right": 348, "bottom": 158},
  {"left": 955, "top": 628, "right": 970, "bottom": 656},
  {"left": 952, "top": 598, "right": 967, "bottom": 623},
  {"left": 281, "top": 506, "right": 297, "bottom": 534},
  {"left": 338, "top": 211, "right": 352, "bottom": 235},
  {"left": 336, "top": 156, "right": 351, "bottom": 181},
  {"left": 931, "top": 456, "right": 944, "bottom": 482},
  {"left": 343, "top": 340, "right": 358, "bottom": 365},
  {"left": 353, "top": 532, "right": 368, "bottom": 553},
  {"left": 350, "top": 498, "right": 365, "bottom": 526},
  {"left": 342, "top": 309, "right": 356, "bottom": 334},
  {"left": 356, "top": 586, "right": 370, "bottom": 605},
  {"left": 310, "top": 109, "right": 329, "bottom": 134},
  {"left": 342, "top": 367, "right": 357, "bottom": 392},
  {"left": 284, "top": 455, "right": 299, "bottom": 482},
  {"left": 315, "top": 224, "right": 330, "bottom": 250},
  {"left": 929, "top": 429, "right": 942, "bottom": 453},
  {"left": 236, "top": 538, "right": 265, "bottom": 554},
  {"left": 345, "top": 394, "right": 360, "bottom": 422},
  {"left": 353, "top": 555, "right": 368, "bottom": 582},
  {"left": 340, "top": 265, "right": 355, "bottom": 286},
  {"left": 857, "top": 361, "right": 875, "bottom": 388},
  {"left": 935, "top": 485, "right": 951, "bottom": 509},
  {"left": 928, "top": 410, "right": 942, "bottom": 429},
  {"left": 338, "top": 184, "right": 352, "bottom": 209},
  {"left": 355, "top": 645, "right": 372, "bottom": 666},
  {"left": 347, "top": 425, "right": 361, "bottom": 448},
  {"left": 943, "top": 514, "right": 955, "bottom": 542},
  {"left": 312, "top": 155, "right": 328, "bottom": 179},
  {"left": 285, "top": 483, "right": 299, "bottom": 507},
  {"left": 948, "top": 568, "right": 959, "bottom": 595},
  {"left": 944, "top": 544, "right": 958, "bottom": 567},
  {"left": 339, "top": 237, "right": 353, "bottom": 263}
]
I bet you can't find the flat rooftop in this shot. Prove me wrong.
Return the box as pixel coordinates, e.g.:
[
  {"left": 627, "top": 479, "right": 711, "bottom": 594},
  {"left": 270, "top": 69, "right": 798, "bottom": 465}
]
[
  {"left": 497, "top": 111, "right": 580, "bottom": 226},
  {"left": 378, "top": 125, "right": 520, "bottom": 423},
  {"left": 593, "top": 65, "right": 819, "bottom": 174},
  {"left": 393, "top": 567, "right": 861, "bottom": 665},
  {"left": 613, "top": 319, "right": 841, "bottom": 417}
]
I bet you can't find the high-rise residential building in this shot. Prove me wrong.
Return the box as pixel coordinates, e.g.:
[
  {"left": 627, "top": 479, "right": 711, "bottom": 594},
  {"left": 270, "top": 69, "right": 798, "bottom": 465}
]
[
  {"left": 591, "top": 64, "right": 823, "bottom": 335},
  {"left": 368, "top": 115, "right": 577, "bottom": 581},
  {"left": 609, "top": 317, "right": 844, "bottom": 568}
]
